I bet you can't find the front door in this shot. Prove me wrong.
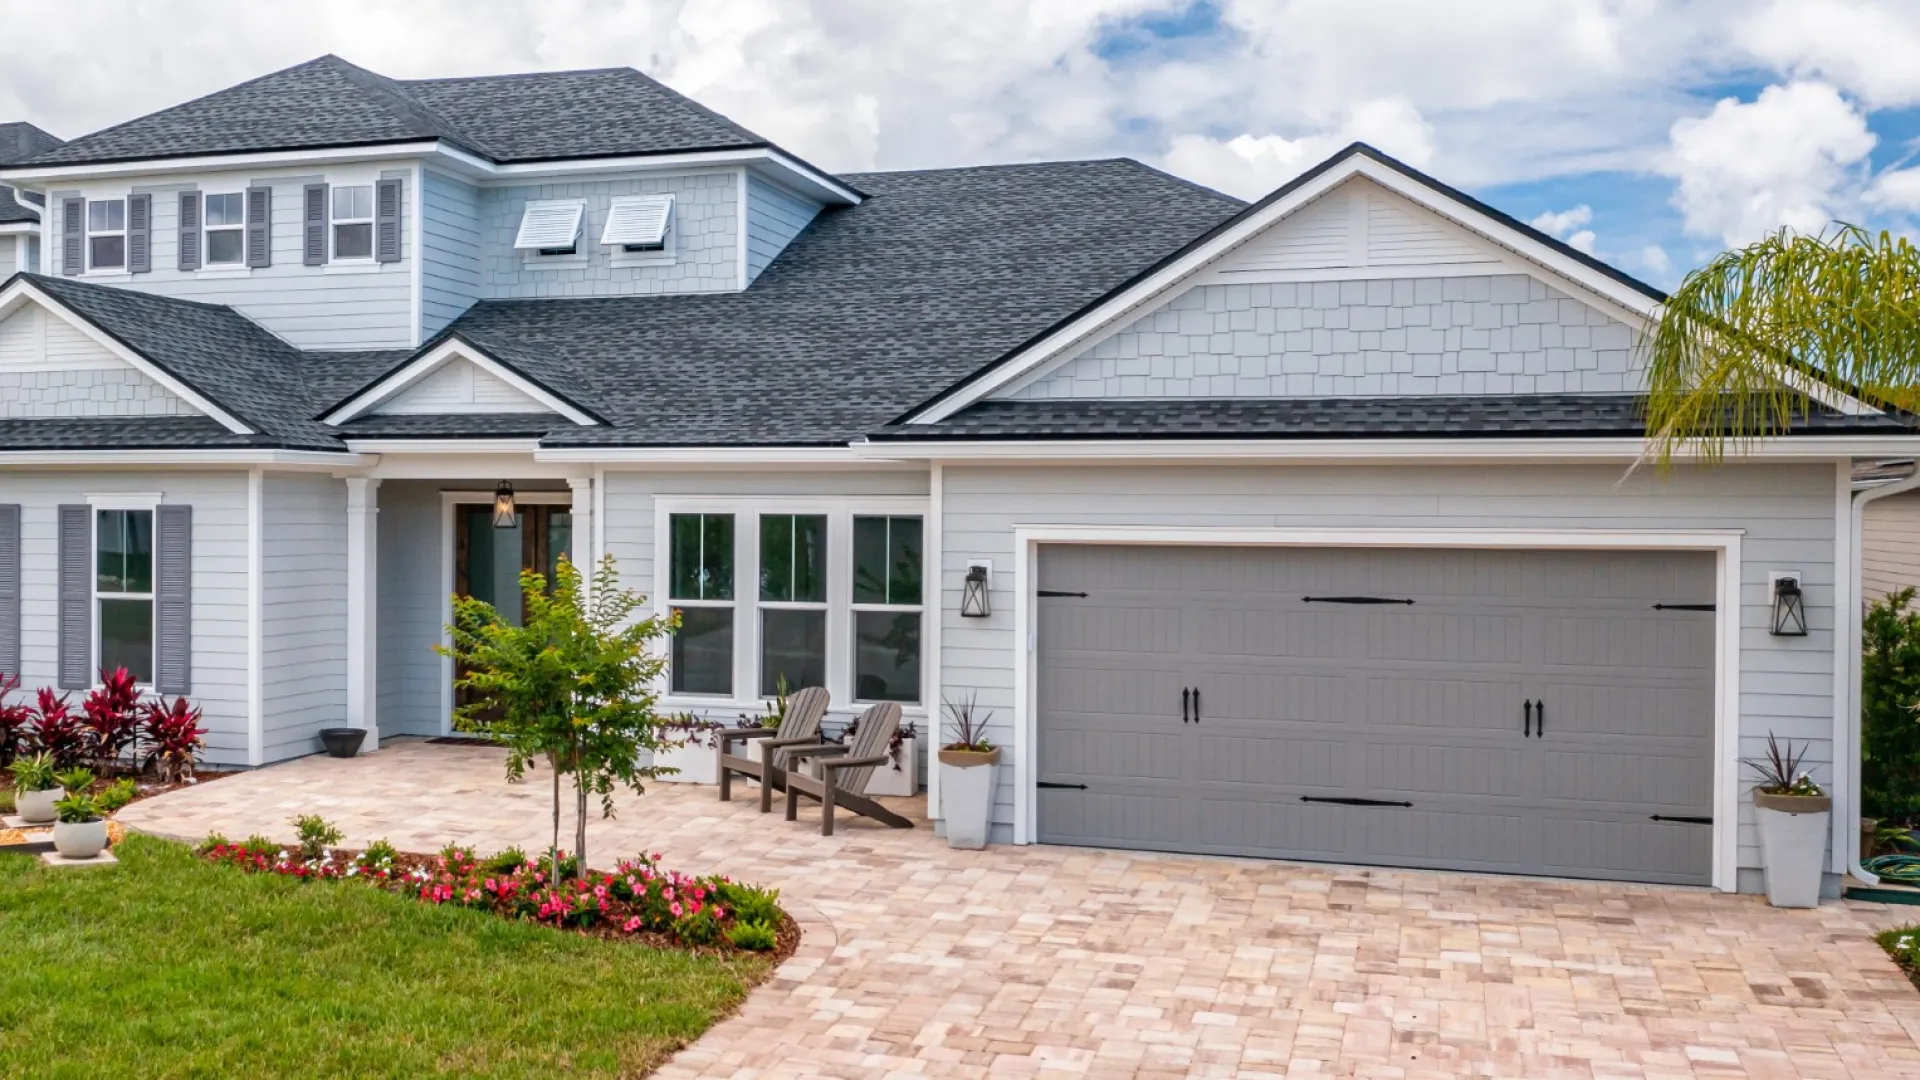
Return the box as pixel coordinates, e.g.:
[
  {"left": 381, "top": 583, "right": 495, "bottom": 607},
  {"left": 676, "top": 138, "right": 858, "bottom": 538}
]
[{"left": 452, "top": 502, "right": 571, "bottom": 710}]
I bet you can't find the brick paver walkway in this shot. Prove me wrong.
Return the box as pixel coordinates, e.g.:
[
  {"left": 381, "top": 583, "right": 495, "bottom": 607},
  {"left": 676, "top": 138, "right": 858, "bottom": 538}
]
[{"left": 122, "top": 739, "right": 1920, "bottom": 1078}]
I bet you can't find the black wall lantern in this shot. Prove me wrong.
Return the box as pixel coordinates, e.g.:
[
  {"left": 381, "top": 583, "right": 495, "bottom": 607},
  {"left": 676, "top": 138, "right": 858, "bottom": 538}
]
[
  {"left": 492, "top": 481, "right": 517, "bottom": 529},
  {"left": 1770, "top": 574, "right": 1808, "bottom": 637},
  {"left": 960, "top": 563, "right": 992, "bottom": 618}
]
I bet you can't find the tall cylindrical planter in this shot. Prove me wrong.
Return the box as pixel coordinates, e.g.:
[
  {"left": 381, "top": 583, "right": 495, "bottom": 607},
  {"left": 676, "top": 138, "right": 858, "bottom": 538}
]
[
  {"left": 1754, "top": 791, "right": 1831, "bottom": 908},
  {"left": 16, "top": 786, "right": 61, "bottom": 824},
  {"left": 938, "top": 748, "right": 1000, "bottom": 850}
]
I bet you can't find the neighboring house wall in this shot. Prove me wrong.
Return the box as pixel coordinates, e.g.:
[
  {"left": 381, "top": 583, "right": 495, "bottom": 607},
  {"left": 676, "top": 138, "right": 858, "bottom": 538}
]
[
  {"left": 1005, "top": 273, "right": 1644, "bottom": 399},
  {"left": 1863, "top": 489, "right": 1920, "bottom": 604},
  {"left": 936, "top": 461, "right": 1838, "bottom": 888},
  {"left": 0, "top": 304, "right": 196, "bottom": 417},
  {"left": 375, "top": 480, "right": 445, "bottom": 739},
  {"left": 261, "top": 473, "right": 347, "bottom": 763},
  {"left": 0, "top": 470, "right": 250, "bottom": 763},
  {"left": 420, "top": 168, "right": 481, "bottom": 340},
  {"left": 745, "top": 174, "right": 820, "bottom": 283},
  {"left": 475, "top": 168, "right": 740, "bottom": 298},
  {"left": 48, "top": 163, "right": 416, "bottom": 349}
]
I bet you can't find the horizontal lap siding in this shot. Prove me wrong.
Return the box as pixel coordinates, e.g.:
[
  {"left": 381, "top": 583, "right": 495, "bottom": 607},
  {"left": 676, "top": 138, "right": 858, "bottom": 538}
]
[
  {"left": 939, "top": 462, "right": 1837, "bottom": 872},
  {"left": 261, "top": 474, "right": 346, "bottom": 763},
  {"left": 1863, "top": 491, "right": 1920, "bottom": 605},
  {"left": 420, "top": 169, "right": 481, "bottom": 340},
  {"left": 375, "top": 481, "right": 446, "bottom": 738},
  {"left": 0, "top": 471, "right": 250, "bottom": 763},
  {"left": 744, "top": 175, "right": 820, "bottom": 283}
]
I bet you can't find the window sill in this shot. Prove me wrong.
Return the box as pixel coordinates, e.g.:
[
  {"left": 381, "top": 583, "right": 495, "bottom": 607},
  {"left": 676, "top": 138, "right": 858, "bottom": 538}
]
[
  {"left": 81, "top": 269, "right": 132, "bottom": 279},
  {"left": 322, "top": 261, "right": 390, "bottom": 276},
  {"left": 194, "top": 265, "right": 251, "bottom": 279}
]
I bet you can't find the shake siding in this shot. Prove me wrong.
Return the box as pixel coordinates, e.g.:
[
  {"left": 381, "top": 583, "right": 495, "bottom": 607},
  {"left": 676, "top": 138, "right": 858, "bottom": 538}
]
[
  {"left": 49, "top": 165, "right": 415, "bottom": 350},
  {"left": 420, "top": 169, "right": 481, "bottom": 339},
  {"left": 1863, "top": 490, "right": 1920, "bottom": 604},
  {"left": 375, "top": 481, "right": 446, "bottom": 738},
  {"left": 261, "top": 473, "right": 347, "bottom": 763},
  {"left": 744, "top": 174, "right": 820, "bottom": 283},
  {"left": 0, "top": 470, "right": 250, "bottom": 763},
  {"left": 937, "top": 461, "right": 1838, "bottom": 879}
]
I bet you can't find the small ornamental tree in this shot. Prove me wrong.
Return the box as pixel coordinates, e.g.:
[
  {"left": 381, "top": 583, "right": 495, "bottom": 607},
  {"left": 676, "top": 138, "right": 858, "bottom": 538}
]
[{"left": 439, "top": 553, "right": 678, "bottom": 884}]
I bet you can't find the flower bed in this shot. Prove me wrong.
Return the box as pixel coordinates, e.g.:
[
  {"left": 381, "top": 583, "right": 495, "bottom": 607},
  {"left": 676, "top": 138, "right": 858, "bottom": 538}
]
[
  {"left": 196, "top": 833, "right": 797, "bottom": 959},
  {"left": 1880, "top": 926, "right": 1920, "bottom": 991}
]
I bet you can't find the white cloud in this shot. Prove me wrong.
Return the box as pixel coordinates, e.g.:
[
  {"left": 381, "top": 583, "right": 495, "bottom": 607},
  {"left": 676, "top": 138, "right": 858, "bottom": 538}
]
[
  {"left": 1740, "top": 0, "right": 1920, "bottom": 108},
  {"left": 1159, "top": 97, "right": 1436, "bottom": 199},
  {"left": 1638, "top": 245, "right": 1672, "bottom": 276},
  {"left": 1528, "top": 205, "right": 1598, "bottom": 252},
  {"left": 1868, "top": 167, "right": 1920, "bottom": 214},
  {"left": 1663, "top": 81, "right": 1876, "bottom": 246},
  {"left": 1564, "top": 230, "right": 1597, "bottom": 255}
]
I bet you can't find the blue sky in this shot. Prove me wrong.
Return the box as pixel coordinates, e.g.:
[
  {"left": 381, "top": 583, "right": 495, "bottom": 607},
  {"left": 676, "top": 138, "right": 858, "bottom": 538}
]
[{"left": 5, "top": 0, "right": 1919, "bottom": 293}]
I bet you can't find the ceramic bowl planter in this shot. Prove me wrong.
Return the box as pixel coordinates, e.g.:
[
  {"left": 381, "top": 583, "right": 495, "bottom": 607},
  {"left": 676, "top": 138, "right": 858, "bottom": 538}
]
[
  {"left": 319, "top": 727, "right": 367, "bottom": 758},
  {"left": 52, "top": 816, "right": 108, "bottom": 859},
  {"left": 15, "top": 785, "right": 61, "bottom": 824},
  {"left": 938, "top": 747, "right": 1000, "bottom": 849},
  {"left": 1755, "top": 790, "right": 1832, "bottom": 908}
]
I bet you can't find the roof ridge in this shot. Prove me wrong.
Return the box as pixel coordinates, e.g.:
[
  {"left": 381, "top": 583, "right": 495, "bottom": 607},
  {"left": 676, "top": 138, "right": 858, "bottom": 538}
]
[
  {"left": 400, "top": 65, "right": 634, "bottom": 85},
  {"left": 318, "top": 55, "right": 483, "bottom": 155}
]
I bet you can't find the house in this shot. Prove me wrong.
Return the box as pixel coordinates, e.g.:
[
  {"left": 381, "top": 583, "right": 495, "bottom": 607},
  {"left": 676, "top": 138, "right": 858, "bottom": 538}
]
[
  {"left": 0, "top": 55, "right": 1912, "bottom": 898},
  {"left": 0, "top": 122, "right": 61, "bottom": 274},
  {"left": 1856, "top": 460, "right": 1920, "bottom": 604}
]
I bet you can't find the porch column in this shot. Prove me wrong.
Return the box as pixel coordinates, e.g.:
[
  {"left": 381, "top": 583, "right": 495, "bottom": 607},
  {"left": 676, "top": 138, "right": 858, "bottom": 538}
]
[
  {"left": 346, "top": 477, "right": 381, "bottom": 751},
  {"left": 568, "top": 475, "right": 595, "bottom": 580}
]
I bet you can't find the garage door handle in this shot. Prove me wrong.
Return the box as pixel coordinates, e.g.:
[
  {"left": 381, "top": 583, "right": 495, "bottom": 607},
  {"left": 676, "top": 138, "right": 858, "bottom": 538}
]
[
  {"left": 1181, "top": 687, "right": 1190, "bottom": 724},
  {"left": 1302, "top": 796, "right": 1413, "bottom": 808},
  {"left": 1192, "top": 688, "right": 1200, "bottom": 724},
  {"left": 1535, "top": 701, "right": 1544, "bottom": 737},
  {"left": 1523, "top": 699, "right": 1533, "bottom": 737}
]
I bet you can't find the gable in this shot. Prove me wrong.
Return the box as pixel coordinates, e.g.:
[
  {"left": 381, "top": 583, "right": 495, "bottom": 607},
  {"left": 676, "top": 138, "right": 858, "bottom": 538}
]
[
  {"left": 369, "top": 354, "right": 556, "bottom": 415},
  {"left": 0, "top": 303, "right": 202, "bottom": 418},
  {"left": 1211, "top": 178, "right": 1500, "bottom": 276}
]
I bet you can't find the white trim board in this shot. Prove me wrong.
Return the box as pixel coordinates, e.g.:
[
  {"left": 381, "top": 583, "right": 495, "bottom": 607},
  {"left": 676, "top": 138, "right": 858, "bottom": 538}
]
[
  {"left": 853, "top": 436, "right": 1914, "bottom": 464},
  {"left": 323, "top": 337, "right": 596, "bottom": 426},
  {"left": 1003, "top": 524, "right": 1744, "bottom": 893}
]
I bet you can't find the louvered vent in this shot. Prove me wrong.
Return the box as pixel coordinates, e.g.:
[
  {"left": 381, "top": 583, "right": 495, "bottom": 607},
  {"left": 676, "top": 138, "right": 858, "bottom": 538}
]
[
  {"left": 513, "top": 200, "right": 586, "bottom": 252},
  {"left": 601, "top": 194, "right": 673, "bottom": 250}
]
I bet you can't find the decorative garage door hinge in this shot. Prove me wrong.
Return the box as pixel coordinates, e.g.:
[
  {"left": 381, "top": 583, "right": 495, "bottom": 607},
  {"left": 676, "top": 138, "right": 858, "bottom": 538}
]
[
  {"left": 1300, "top": 796, "right": 1414, "bottom": 808},
  {"left": 1651, "top": 603, "right": 1716, "bottom": 611},
  {"left": 1037, "top": 781, "right": 1089, "bottom": 790},
  {"left": 1649, "top": 814, "right": 1712, "bottom": 824},
  {"left": 1037, "top": 590, "right": 1089, "bottom": 598},
  {"left": 1302, "top": 595, "right": 1415, "bottom": 605}
]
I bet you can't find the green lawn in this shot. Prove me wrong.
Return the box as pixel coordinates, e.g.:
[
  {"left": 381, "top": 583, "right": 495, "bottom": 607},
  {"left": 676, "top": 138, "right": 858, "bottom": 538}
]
[{"left": 0, "top": 835, "right": 772, "bottom": 1079}]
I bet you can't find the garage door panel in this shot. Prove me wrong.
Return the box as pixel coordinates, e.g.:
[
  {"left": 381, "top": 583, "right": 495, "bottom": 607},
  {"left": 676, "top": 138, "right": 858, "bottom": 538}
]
[
  {"left": 1541, "top": 612, "right": 1714, "bottom": 671},
  {"left": 1194, "top": 733, "right": 1345, "bottom": 788},
  {"left": 1364, "top": 740, "right": 1526, "bottom": 798},
  {"left": 1534, "top": 816, "right": 1712, "bottom": 884},
  {"left": 1037, "top": 660, "right": 1179, "bottom": 720},
  {"left": 1371, "top": 611, "right": 1525, "bottom": 663},
  {"left": 1181, "top": 667, "right": 1353, "bottom": 723},
  {"left": 1540, "top": 550, "right": 1717, "bottom": 603},
  {"left": 1194, "top": 796, "right": 1355, "bottom": 857},
  {"left": 1363, "top": 806, "right": 1525, "bottom": 869},
  {"left": 1038, "top": 602, "right": 1182, "bottom": 655},
  {"left": 1041, "top": 788, "right": 1184, "bottom": 849},
  {"left": 1195, "top": 606, "right": 1354, "bottom": 659},
  {"left": 1363, "top": 675, "right": 1527, "bottom": 732},
  {"left": 1540, "top": 747, "right": 1712, "bottom": 809},
  {"left": 1534, "top": 681, "right": 1712, "bottom": 739}
]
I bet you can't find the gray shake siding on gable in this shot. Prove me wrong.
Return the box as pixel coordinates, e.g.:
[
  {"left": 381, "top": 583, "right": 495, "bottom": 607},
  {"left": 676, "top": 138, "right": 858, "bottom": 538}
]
[
  {"left": 745, "top": 174, "right": 820, "bottom": 282},
  {"left": 475, "top": 170, "right": 740, "bottom": 298},
  {"left": 0, "top": 368, "right": 196, "bottom": 418},
  {"left": 261, "top": 473, "right": 348, "bottom": 763},
  {"left": 1008, "top": 273, "right": 1646, "bottom": 400},
  {"left": 936, "top": 462, "right": 1839, "bottom": 889}
]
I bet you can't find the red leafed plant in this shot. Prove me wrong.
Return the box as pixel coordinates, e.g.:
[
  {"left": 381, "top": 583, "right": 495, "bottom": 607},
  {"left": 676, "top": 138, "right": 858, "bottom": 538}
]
[
  {"left": 142, "top": 696, "right": 205, "bottom": 783},
  {"left": 82, "top": 667, "right": 144, "bottom": 774},
  {"left": 30, "top": 689, "right": 89, "bottom": 769},
  {"left": 0, "top": 673, "right": 32, "bottom": 768}
]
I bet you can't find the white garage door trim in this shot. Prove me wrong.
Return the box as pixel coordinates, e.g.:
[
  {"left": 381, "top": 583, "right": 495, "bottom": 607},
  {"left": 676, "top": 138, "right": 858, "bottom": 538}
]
[{"left": 1009, "top": 525, "right": 1744, "bottom": 892}]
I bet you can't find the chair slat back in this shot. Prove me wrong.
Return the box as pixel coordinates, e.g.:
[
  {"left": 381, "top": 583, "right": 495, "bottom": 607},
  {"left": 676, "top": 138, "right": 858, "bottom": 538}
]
[
  {"left": 770, "top": 686, "right": 829, "bottom": 769},
  {"left": 837, "top": 701, "right": 902, "bottom": 795}
]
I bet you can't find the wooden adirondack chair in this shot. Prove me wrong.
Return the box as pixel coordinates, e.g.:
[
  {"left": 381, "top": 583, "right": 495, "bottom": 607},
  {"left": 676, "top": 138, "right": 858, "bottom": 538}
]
[
  {"left": 783, "top": 701, "right": 915, "bottom": 836},
  {"left": 716, "top": 686, "right": 830, "bottom": 812}
]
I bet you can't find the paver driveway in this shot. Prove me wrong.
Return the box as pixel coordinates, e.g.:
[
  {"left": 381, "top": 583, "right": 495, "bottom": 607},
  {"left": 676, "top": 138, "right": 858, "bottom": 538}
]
[{"left": 123, "top": 739, "right": 1920, "bottom": 1078}]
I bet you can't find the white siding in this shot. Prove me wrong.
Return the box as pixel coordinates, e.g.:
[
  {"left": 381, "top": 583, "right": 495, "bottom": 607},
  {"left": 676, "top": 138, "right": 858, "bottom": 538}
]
[
  {"left": 372, "top": 357, "right": 549, "bottom": 414},
  {"left": 0, "top": 236, "right": 13, "bottom": 273},
  {"left": 744, "top": 174, "right": 820, "bottom": 283},
  {"left": 261, "top": 473, "right": 347, "bottom": 763},
  {"left": 937, "top": 461, "right": 1839, "bottom": 885},
  {"left": 420, "top": 168, "right": 481, "bottom": 339},
  {"left": 0, "top": 470, "right": 251, "bottom": 764},
  {"left": 1210, "top": 177, "right": 1502, "bottom": 278},
  {"left": 1863, "top": 490, "right": 1920, "bottom": 604},
  {"left": 0, "top": 304, "right": 126, "bottom": 370}
]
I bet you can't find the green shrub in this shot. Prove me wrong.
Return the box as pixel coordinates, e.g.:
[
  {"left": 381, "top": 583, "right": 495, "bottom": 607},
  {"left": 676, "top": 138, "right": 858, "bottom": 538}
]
[
  {"left": 715, "top": 881, "right": 782, "bottom": 926},
  {"left": 354, "top": 839, "right": 400, "bottom": 876},
  {"left": 54, "top": 793, "right": 101, "bottom": 823},
  {"left": 484, "top": 846, "right": 527, "bottom": 874},
  {"left": 0, "top": 787, "right": 13, "bottom": 815},
  {"left": 242, "top": 834, "right": 278, "bottom": 858},
  {"left": 437, "top": 843, "right": 476, "bottom": 867},
  {"left": 1865, "top": 588, "right": 1920, "bottom": 821},
  {"left": 674, "top": 906, "right": 724, "bottom": 947},
  {"left": 9, "top": 752, "right": 56, "bottom": 792},
  {"left": 290, "top": 815, "right": 342, "bottom": 860},
  {"left": 726, "top": 919, "right": 778, "bottom": 952},
  {"left": 196, "top": 832, "right": 230, "bottom": 855},
  {"left": 53, "top": 766, "right": 95, "bottom": 795},
  {"left": 96, "top": 778, "right": 137, "bottom": 813}
]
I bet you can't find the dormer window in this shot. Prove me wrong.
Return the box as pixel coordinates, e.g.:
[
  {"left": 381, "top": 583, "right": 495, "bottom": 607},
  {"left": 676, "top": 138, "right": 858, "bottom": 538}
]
[
  {"left": 204, "top": 193, "right": 246, "bottom": 266},
  {"left": 332, "top": 185, "right": 374, "bottom": 260},
  {"left": 514, "top": 200, "right": 586, "bottom": 258},
  {"left": 602, "top": 194, "right": 673, "bottom": 252},
  {"left": 88, "top": 199, "right": 127, "bottom": 270}
]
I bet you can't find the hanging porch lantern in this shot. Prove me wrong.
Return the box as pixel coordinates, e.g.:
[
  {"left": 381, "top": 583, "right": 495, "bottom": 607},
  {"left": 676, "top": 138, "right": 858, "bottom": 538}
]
[
  {"left": 492, "top": 481, "right": 517, "bottom": 529},
  {"left": 960, "top": 563, "right": 991, "bottom": 618},
  {"left": 1770, "top": 575, "right": 1808, "bottom": 637}
]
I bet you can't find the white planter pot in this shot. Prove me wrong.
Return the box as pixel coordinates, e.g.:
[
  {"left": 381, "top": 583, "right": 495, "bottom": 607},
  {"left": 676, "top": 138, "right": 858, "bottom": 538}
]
[
  {"left": 866, "top": 737, "right": 918, "bottom": 797},
  {"left": 16, "top": 786, "right": 61, "bottom": 824},
  {"left": 938, "top": 748, "right": 999, "bottom": 849},
  {"left": 1755, "top": 791, "right": 1831, "bottom": 908},
  {"left": 53, "top": 818, "right": 108, "bottom": 859},
  {"left": 647, "top": 737, "right": 720, "bottom": 785}
]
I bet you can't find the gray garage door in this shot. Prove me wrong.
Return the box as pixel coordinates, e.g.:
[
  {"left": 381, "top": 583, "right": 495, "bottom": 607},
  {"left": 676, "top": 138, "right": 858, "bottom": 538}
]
[{"left": 1035, "top": 545, "right": 1716, "bottom": 885}]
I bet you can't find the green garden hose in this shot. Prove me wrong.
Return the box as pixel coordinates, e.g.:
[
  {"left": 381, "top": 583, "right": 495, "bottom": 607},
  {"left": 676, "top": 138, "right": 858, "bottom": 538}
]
[{"left": 1864, "top": 854, "right": 1920, "bottom": 884}]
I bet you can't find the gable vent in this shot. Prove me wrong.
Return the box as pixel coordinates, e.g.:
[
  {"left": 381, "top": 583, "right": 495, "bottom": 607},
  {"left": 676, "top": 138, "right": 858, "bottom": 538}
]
[
  {"left": 601, "top": 194, "right": 674, "bottom": 251},
  {"left": 513, "top": 200, "right": 586, "bottom": 252}
]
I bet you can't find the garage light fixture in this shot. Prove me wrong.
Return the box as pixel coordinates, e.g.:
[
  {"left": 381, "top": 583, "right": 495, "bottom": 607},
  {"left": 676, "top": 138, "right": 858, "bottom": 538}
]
[
  {"left": 961, "top": 562, "right": 991, "bottom": 618},
  {"left": 492, "top": 481, "right": 517, "bottom": 529},
  {"left": 1770, "top": 574, "right": 1807, "bottom": 637}
]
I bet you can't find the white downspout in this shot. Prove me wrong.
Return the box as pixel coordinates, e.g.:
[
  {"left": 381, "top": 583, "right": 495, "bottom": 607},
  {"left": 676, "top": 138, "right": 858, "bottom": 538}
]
[{"left": 1846, "top": 464, "right": 1920, "bottom": 886}]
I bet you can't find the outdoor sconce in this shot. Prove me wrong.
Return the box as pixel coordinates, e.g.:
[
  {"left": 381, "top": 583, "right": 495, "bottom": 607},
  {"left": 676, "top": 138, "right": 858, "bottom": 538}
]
[
  {"left": 492, "top": 481, "right": 517, "bottom": 529},
  {"left": 961, "top": 562, "right": 992, "bottom": 618},
  {"left": 1770, "top": 573, "right": 1808, "bottom": 637}
]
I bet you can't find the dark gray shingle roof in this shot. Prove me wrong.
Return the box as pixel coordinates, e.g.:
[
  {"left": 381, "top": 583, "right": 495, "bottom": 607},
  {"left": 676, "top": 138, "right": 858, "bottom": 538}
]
[
  {"left": 866, "top": 395, "right": 1918, "bottom": 441},
  {"left": 0, "top": 122, "right": 63, "bottom": 166},
  {"left": 0, "top": 416, "right": 253, "bottom": 450},
  {"left": 23, "top": 56, "right": 769, "bottom": 168},
  {"left": 0, "top": 186, "right": 35, "bottom": 224},
  {"left": 332, "top": 413, "right": 568, "bottom": 438}
]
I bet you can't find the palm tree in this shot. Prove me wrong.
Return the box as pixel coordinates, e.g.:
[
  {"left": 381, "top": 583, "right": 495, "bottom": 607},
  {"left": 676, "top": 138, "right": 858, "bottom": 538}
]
[{"left": 1642, "top": 224, "right": 1920, "bottom": 466}]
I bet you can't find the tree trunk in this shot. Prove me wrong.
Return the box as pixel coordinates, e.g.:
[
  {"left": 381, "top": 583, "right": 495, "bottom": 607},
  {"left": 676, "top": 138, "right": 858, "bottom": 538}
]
[
  {"left": 575, "top": 776, "right": 589, "bottom": 884},
  {"left": 550, "top": 762, "right": 562, "bottom": 884}
]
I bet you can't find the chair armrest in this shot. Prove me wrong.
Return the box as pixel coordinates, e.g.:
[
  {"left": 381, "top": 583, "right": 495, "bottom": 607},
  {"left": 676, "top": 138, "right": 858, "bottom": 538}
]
[
  {"left": 820, "top": 754, "right": 890, "bottom": 773},
  {"left": 763, "top": 736, "right": 828, "bottom": 751},
  {"left": 782, "top": 743, "right": 848, "bottom": 761},
  {"left": 716, "top": 728, "right": 779, "bottom": 749}
]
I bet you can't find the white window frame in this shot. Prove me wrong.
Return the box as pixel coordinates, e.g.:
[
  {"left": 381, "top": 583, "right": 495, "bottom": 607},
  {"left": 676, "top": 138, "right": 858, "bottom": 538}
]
[
  {"left": 202, "top": 190, "right": 248, "bottom": 267},
  {"left": 85, "top": 195, "right": 129, "bottom": 275},
  {"left": 87, "top": 492, "right": 162, "bottom": 689},
  {"left": 848, "top": 514, "right": 927, "bottom": 706},
  {"left": 516, "top": 198, "right": 590, "bottom": 269},
  {"left": 330, "top": 182, "right": 376, "bottom": 264},
  {"left": 755, "top": 512, "right": 830, "bottom": 699},
  {"left": 604, "top": 193, "right": 676, "bottom": 268},
  {"left": 653, "top": 496, "right": 929, "bottom": 718},
  {"left": 663, "top": 510, "right": 740, "bottom": 700}
]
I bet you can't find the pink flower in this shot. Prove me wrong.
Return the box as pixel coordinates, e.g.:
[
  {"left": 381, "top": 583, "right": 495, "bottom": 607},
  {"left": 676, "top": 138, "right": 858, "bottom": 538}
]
[
  {"left": 663, "top": 886, "right": 675, "bottom": 901},
  {"left": 693, "top": 886, "right": 707, "bottom": 901},
  {"left": 623, "top": 916, "right": 641, "bottom": 933},
  {"left": 670, "top": 902, "right": 683, "bottom": 918},
  {"left": 714, "top": 906, "right": 726, "bottom": 920},
  {"left": 594, "top": 885, "right": 607, "bottom": 899}
]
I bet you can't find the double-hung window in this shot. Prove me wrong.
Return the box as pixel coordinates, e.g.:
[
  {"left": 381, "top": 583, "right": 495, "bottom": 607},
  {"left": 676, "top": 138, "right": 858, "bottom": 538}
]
[
  {"left": 668, "top": 513, "right": 735, "bottom": 695},
  {"left": 88, "top": 199, "right": 127, "bottom": 270},
  {"left": 95, "top": 509, "right": 154, "bottom": 684},
  {"left": 758, "top": 514, "right": 827, "bottom": 696},
  {"left": 851, "top": 516, "right": 923, "bottom": 703},
  {"left": 204, "top": 193, "right": 246, "bottom": 265},
  {"left": 331, "top": 185, "right": 374, "bottom": 260}
]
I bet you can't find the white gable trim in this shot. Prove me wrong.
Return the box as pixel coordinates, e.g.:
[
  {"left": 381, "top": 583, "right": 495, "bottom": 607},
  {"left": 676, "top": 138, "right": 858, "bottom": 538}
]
[
  {"left": 322, "top": 337, "right": 597, "bottom": 426},
  {"left": 0, "top": 278, "right": 252, "bottom": 434}
]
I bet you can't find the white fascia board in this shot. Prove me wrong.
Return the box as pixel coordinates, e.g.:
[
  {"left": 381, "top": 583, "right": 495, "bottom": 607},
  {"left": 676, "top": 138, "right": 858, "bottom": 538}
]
[
  {"left": 0, "top": 278, "right": 254, "bottom": 435},
  {"left": 0, "top": 449, "right": 368, "bottom": 468},
  {"left": 848, "top": 435, "right": 1917, "bottom": 464},
  {"left": 474, "top": 148, "right": 861, "bottom": 205},
  {"left": 322, "top": 338, "right": 597, "bottom": 426},
  {"left": 534, "top": 445, "right": 897, "bottom": 466},
  {"left": 343, "top": 438, "right": 544, "bottom": 455},
  {"left": 0, "top": 221, "right": 37, "bottom": 235},
  {"left": 0, "top": 141, "right": 445, "bottom": 185}
]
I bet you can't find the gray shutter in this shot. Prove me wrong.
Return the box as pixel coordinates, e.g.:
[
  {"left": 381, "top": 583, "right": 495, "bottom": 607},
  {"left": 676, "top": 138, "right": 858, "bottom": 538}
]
[
  {"left": 245, "top": 185, "right": 272, "bottom": 268},
  {"left": 0, "top": 505, "right": 18, "bottom": 677},
  {"left": 154, "top": 505, "right": 192, "bottom": 695},
  {"left": 375, "top": 177, "right": 402, "bottom": 263},
  {"left": 57, "top": 505, "right": 90, "bottom": 689},
  {"left": 177, "top": 191, "right": 202, "bottom": 271},
  {"left": 127, "top": 193, "right": 152, "bottom": 273},
  {"left": 303, "top": 183, "right": 328, "bottom": 266},
  {"left": 61, "top": 198, "right": 83, "bottom": 275}
]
